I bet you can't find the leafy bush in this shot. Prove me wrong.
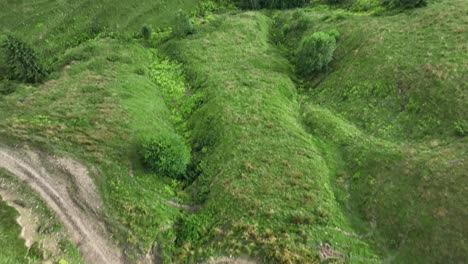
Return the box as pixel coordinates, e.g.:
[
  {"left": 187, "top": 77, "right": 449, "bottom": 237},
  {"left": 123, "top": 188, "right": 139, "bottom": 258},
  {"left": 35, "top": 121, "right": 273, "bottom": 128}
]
[
  {"left": 141, "top": 25, "right": 152, "bottom": 40},
  {"left": 296, "top": 31, "right": 337, "bottom": 76},
  {"left": 233, "top": 0, "right": 309, "bottom": 9},
  {"left": 1, "top": 35, "right": 48, "bottom": 83},
  {"left": 325, "top": 0, "right": 345, "bottom": 4},
  {"left": 327, "top": 29, "right": 341, "bottom": 39},
  {"left": 172, "top": 10, "right": 195, "bottom": 38},
  {"left": 141, "top": 133, "right": 191, "bottom": 179},
  {"left": 382, "top": 0, "right": 427, "bottom": 9}
]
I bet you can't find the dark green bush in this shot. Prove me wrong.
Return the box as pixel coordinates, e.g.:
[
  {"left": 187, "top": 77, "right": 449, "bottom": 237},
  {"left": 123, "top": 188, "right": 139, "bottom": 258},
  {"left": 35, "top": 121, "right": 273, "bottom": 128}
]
[
  {"left": 382, "top": 0, "right": 427, "bottom": 9},
  {"left": 325, "top": 0, "right": 345, "bottom": 4},
  {"left": 1, "top": 35, "right": 48, "bottom": 83},
  {"left": 296, "top": 31, "right": 337, "bottom": 76},
  {"left": 233, "top": 0, "right": 309, "bottom": 9},
  {"left": 0, "top": 80, "right": 17, "bottom": 95},
  {"left": 272, "top": 10, "right": 312, "bottom": 52},
  {"left": 141, "top": 133, "right": 191, "bottom": 179},
  {"left": 172, "top": 10, "right": 195, "bottom": 38},
  {"left": 141, "top": 25, "right": 152, "bottom": 40}
]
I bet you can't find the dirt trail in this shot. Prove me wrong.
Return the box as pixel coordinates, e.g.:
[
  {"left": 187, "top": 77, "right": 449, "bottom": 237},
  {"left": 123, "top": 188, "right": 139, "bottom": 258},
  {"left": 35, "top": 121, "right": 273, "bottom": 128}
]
[{"left": 0, "top": 146, "right": 123, "bottom": 264}]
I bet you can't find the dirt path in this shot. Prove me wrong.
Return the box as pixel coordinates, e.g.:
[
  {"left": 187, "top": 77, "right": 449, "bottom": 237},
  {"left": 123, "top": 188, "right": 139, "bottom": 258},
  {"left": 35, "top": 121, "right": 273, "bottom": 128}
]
[{"left": 0, "top": 146, "right": 123, "bottom": 264}]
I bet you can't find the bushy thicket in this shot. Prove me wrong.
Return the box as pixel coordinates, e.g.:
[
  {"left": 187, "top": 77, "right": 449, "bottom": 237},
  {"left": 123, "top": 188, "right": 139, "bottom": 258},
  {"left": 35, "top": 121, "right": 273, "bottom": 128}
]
[
  {"left": 141, "top": 133, "right": 191, "bottom": 179},
  {"left": 141, "top": 25, "right": 152, "bottom": 40},
  {"left": 382, "top": 0, "right": 427, "bottom": 8},
  {"left": 233, "top": 0, "right": 310, "bottom": 9},
  {"left": 296, "top": 31, "right": 337, "bottom": 76},
  {"left": 1, "top": 35, "right": 48, "bottom": 83},
  {"left": 272, "top": 10, "right": 312, "bottom": 57},
  {"left": 172, "top": 10, "right": 195, "bottom": 37}
]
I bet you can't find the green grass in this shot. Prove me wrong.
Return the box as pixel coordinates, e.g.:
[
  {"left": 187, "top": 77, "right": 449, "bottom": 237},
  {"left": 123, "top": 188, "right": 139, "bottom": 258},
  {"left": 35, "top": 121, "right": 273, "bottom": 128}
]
[
  {"left": 287, "top": 0, "right": 467, "bottom": 140},
  {"left": 271, "top": 1, "right": 468, "bottom": 262},
  {"left": 0, "top": 0, "right": 200, "bottom": 63},
  {"left": 0, "top": 198, "right": 28, "bottom": 264},
  {"left": 165, "top": 12, "right": 381, "bottom": 263},
  {"left": 0, "top": 38, "right": 186, "bottom": 260},
  {"left": 0, "top": 169, "right": 84, "bottom": 264},
  {"left": 0, "top": 0, "right": 466, "bottom": 263}
]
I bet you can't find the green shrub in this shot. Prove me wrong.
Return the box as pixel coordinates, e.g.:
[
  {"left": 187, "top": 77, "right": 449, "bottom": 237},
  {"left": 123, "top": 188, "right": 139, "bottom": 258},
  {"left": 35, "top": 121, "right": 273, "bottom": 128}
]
[
  {"left": 382, "top": 0, "right": 427, "bottom": 9},
  {"left": 232, "top": 0, "right": 309, "bottom": 9},
  {"left": 296, "top": 31, "right": 337, "bottom": 76},
  {"left": 327, "top": 29, "right": 341, "bottom": 39},
  {"left": 172, "top": 10, "right": 195, "bottom": 38},
  {"left": 0, "top": 80, "right": 17, "bottom": 95},
  {"left": 325, "top": 0, "right": 345, "bottom": 4},
  {"left": 1, "top": 35, "right": 48, "bottom": 83},
  {"left": 141, "top": 133, "right": 191, "bottom": 179},
  {"left": 141, "top": 25, "right": 152, "bottom": 40}
]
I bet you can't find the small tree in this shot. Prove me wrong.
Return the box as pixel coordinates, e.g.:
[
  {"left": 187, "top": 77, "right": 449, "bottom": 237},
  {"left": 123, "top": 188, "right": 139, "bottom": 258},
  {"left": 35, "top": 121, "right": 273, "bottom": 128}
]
[
  {"left": 141, "top": 132, "right": 191, "bottom": 179},
  {"left": 141, "top": 25, "right": 152, "bottom": 40},
  {"left": 296, "top": 31, "right": 337, "bottom": 76},
  {"left": 1, "top": 35, "right": 48, "bottom": 83},
  {"left": 172, "top": 10, "right": 195, "bottom": 38}
]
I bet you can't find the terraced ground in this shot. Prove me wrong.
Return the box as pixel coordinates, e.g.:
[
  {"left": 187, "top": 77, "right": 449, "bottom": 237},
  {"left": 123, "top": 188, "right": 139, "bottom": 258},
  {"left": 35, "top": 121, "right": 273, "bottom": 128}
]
[{"left": 0, "top": 0, "right": 466, "bottom": 263}]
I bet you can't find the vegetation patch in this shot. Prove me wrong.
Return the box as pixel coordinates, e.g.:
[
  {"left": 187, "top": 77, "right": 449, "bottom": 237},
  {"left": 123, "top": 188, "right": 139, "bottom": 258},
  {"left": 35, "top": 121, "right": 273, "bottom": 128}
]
[{"left": 141, "top": 133, "right": 191, "bottom": 180}]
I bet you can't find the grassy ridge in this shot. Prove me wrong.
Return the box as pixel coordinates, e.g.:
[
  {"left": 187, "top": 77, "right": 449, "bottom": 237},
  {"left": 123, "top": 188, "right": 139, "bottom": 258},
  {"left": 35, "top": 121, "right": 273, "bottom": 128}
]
[
  {"left": 166, "top": 12, "right": 379, "bottom": 262},
  {"left": 295, "top": 0, "right": 468, "bottom": 140},
  {"left": 272, "top": 1, "right": 468, "bottom": 262}
]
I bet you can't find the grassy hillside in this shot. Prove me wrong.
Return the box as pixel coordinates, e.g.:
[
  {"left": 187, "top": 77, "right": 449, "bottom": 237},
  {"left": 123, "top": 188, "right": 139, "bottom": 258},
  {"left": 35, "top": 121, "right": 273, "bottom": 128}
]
[
  {"left": 0, "top": 38, "right": 187, "bottom": 261},
  {"left": 273, "top": 0, "right": 468, "bottom": 262},
  {"left": 281, "top": 0, "right": 467, "bottom": 140},
  {"left": 165, "top": 12, "right": 381, "bottom": 263},
  {"left": 0, "top": 0, "right": 466, "bottom": 263},
  {"left": 0, "top": 0, "right": 200, "bottom": 60}
]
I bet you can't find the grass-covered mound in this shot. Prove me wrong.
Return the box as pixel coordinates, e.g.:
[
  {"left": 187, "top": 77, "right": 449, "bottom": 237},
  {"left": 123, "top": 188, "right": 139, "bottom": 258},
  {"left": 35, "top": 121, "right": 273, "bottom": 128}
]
[{"left": 166, "top": 12, "right": 379, "bottom": 263}]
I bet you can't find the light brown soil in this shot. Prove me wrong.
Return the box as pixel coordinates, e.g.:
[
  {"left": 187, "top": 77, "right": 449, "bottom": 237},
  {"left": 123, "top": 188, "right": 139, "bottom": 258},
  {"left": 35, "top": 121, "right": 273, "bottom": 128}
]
[
  {"left": 0, "top": 146, "right": 123, "bottom": 264},
  {"left": 204, "top": 257, "right": 257, "bottom": 264}
]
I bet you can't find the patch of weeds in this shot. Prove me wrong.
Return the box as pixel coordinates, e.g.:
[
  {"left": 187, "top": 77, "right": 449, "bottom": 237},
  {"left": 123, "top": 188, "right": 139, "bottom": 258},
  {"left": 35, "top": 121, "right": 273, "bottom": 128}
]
[{"left": 454, "top": 120, "right": 466, "bottom": 137}]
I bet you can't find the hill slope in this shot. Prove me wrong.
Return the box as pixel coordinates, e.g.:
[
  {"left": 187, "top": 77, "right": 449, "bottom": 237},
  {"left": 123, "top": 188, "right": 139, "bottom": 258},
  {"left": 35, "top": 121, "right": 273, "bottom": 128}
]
[{"left": 0, "top": 0, "right": 466, "bottom": 263}]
